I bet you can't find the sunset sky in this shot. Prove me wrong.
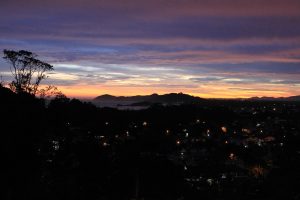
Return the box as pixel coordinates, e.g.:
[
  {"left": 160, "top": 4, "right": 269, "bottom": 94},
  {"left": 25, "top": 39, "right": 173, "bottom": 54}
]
[{"left": 1, "top": 0, "right": 300, "bottom": 98}]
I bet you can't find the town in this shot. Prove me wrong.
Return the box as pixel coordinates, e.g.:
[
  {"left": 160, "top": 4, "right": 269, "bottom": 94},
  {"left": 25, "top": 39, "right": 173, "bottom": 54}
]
[{"left": 36, "top": 95, "right": 300, "bottom": 200}]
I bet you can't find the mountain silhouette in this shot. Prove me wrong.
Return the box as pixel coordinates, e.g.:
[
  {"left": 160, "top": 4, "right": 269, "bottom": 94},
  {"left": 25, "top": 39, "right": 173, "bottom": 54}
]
[
  {"left": 248, "top": 95, "right": 300, "bottom": 101},
  {"left": 94, "top": 92, "right": 206, "bottom": 106},
  {"left": 95, "top": 93, "right": 300, "bottom": 103}
]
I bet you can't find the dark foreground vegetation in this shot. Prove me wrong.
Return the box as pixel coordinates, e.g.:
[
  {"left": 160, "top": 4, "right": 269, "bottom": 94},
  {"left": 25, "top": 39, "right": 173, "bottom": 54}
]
[{"left": 1, "top": 85, "right": 300, "bottom": 200}]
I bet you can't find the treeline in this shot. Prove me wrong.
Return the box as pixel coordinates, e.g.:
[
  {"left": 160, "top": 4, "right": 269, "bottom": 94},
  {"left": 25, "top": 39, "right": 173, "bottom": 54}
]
[{"left": 1, "top": 86, "right": 186, "bottom": 200}]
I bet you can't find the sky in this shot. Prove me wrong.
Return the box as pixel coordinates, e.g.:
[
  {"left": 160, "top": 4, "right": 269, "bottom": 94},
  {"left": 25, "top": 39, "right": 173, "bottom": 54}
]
[{"left": 1, "top": 0, "right": 300, "bottom": 98}]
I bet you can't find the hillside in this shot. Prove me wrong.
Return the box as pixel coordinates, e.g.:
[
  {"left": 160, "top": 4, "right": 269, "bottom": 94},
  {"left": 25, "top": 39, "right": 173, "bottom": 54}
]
[{"left": 93, "top": 92, "right": 206, "bottom": 106}]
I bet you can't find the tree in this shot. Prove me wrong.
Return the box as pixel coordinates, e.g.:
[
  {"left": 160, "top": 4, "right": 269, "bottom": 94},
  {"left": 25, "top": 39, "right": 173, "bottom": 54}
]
[
  {"left": 0, "top": 74, "right": 3, "bottom": 87},
  {"left": 38, "top": 85, "right": 64, "bottom": 99},
  {"left": 3, "top": 49, "right": 53, "bottom": 95}
]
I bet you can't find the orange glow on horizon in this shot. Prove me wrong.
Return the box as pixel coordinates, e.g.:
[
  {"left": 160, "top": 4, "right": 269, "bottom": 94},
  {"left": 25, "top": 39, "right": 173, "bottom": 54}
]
[{"left": 55, "top": 84, "right": 298, "bottom": 99}]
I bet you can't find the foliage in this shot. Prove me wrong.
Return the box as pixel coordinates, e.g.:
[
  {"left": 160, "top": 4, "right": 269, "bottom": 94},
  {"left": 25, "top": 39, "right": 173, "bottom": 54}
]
[
  {"left": 3, "top": 49, "right": 53, "bottom": 95},
  {"left": 0, "top": 75, "right": 3, "bottom": 87},
  {"left": 37, "top": 85, "right": 64, "bottom": 99}
]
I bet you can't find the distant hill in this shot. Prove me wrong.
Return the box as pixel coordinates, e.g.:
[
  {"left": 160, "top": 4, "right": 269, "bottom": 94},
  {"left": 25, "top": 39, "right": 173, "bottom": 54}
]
[
  {"left": 93, "top": 93, "right": 206, "bottom": 107},
  {"left": 92, "top": 92, "right": 300, "bottom": 107},
  {"left": 248, "top": 95, "right": 300, "bottom": 101}
]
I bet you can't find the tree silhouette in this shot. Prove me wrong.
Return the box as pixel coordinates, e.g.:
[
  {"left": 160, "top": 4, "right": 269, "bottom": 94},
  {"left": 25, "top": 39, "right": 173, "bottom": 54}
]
[
  {"left": 0, "top": 75, "right": 3, "bottom": 87},
  {"left": 3, "top": 49, "right": 53, "bottom": 95}
]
